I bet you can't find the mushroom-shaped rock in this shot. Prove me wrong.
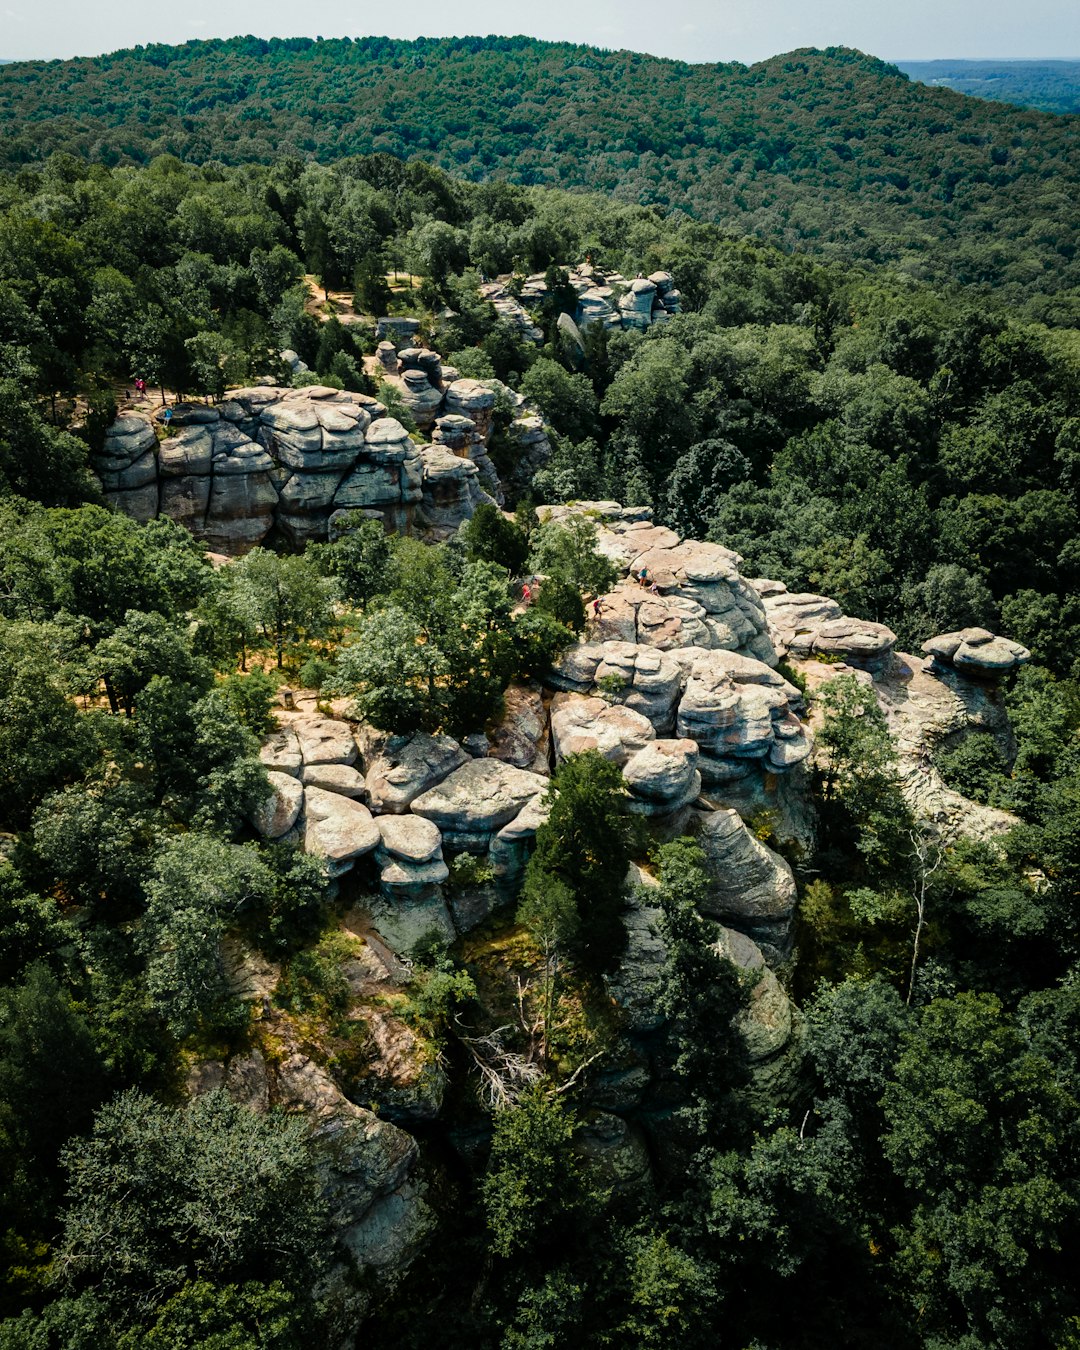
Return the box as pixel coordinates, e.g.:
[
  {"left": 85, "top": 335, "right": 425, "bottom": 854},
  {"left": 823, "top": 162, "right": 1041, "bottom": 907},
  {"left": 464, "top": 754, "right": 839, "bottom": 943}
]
[
  {"left": 293, "top": 716, "right": 359, "bottom": 767},
  {"left": 622, "top": 739, "right": 701, "bottom": 814},
  {"left": 549, "top": 693, "right": 656, "bottom": 765},
  {"left": 693, "top": 808, "right": 798, "bottom": 925},
  {"left": 360, "top": 730, "right": 468, "bottom": 814},
  {"left": 712, "top": 926, "right": 793, "bottom": 1061},
  {"left": 922, "top": 628, "right": 1030, "bottom": 679},
  {"left": 303, "top": 787, "right": 380, "bottom": 876},
  {"left": 411, "top": 760, "right": 548, "bottom": 839},
  {"left": 301, "top": 763, "right": 367, "bottom": 797},
  {"left": 251, "top": 771, "right": 304, "bottom": 839},
  {"left": 376, "top": 815, "right": 444, "bottom": 865},
  {"left": 260, "top": 727, "right": 303, "bottom": 776},
  {"left": 812, "top": 616, "right": 896, "bottom": 670}
]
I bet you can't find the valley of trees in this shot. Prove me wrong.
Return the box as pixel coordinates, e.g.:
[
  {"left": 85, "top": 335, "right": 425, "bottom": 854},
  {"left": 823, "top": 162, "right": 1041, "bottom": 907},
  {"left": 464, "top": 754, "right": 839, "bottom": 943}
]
[
  {"left": 0, "top": 49, "right": 1079, "bottom": 1350},
  {"left": 1, "top": 38, "right": 1080, "bottom": 312}
]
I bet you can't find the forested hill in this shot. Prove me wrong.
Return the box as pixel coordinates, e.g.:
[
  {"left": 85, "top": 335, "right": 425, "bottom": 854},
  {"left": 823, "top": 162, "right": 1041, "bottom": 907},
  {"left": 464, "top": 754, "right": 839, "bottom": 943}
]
[
  {"left": 898, "top": 59, "right": 1080, "bottom": 115},
  {"left": 1, "top": 35, "right": 1078, "bottom": 304}
]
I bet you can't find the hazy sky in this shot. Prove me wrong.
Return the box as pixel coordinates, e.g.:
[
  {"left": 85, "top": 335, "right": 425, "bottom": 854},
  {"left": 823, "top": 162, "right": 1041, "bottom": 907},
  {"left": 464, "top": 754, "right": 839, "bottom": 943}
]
[{"left": 3, "top": 0, "right": 1079, "bottom": 64}]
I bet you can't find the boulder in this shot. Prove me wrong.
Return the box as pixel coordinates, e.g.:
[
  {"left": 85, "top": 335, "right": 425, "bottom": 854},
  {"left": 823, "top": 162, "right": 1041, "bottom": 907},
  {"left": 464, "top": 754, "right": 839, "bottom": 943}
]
[
  {"left": 443, "top": 379, "right": 496, "bottom": 442},
  {"left": 375, "top": 815, "right": 444, "bottom": 865},
  {"left": 692, "top": 808, "right": 798, "bottom": 936},
  {"left": 411, "top": 760, "right": 548, "bottom": 842},
  {"left": 303, "top": 787, "right": 380, "bottom": 876},
  {"left": 549, "top": 693, "right": 656, "bottom": 765},
  {"left": 712, "top": 926, "right": 793, "bottom": 1062},
  {"left": 622, "top": 739, "right": 701, "bottom": 814},
  {"left": 922, "top": 627, "right": 1030, "bottom": 679},
  {"left": 360, "top": 730, "right": 468, "bottom": 814},
  {"left": 293, "top": 715, "right": 359, "bottom": 767},
  {"left": 251, "top": 771, "right": 304, "bottom": 839},
  {"left": 366, "top": 892, "right": 456, "bottom": 955},
  {"left": 486, "top": 682, "right": 550, "bottom": 774},
  {"left": 263, "top": 729, "right": 306, "bottom": 783}
]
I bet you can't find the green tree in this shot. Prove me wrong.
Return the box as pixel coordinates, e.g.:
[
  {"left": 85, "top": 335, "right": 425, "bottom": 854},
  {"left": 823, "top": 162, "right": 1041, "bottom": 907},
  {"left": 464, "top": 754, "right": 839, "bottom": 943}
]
[
  {"left": 528, "top": 517, "right": 618, "bottom": 598},
  {"left": 226, "top": 549, "right": 333, "bottom": 668},
  {"left": 57, "top": 1090, "right": 328, "bottom": 1327},
  {"left": 481, "top": 1089, "right": 589, "bottom": 1260},
  {"left": 653, "top": 839, "right": 749, "bottom": 1138},
  {"left": 528, "top": 751, "right": 632, "bottom": 970},
  {"left": 460, "top": 502, "right": 529, "bottom": 575}
]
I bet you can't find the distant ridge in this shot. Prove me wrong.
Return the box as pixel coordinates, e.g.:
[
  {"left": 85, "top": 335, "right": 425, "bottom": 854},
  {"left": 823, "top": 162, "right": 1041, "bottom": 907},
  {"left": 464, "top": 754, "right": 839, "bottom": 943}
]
[
  {"left": 898, "top": 59, "right": 1080, "bottom": 114},
  {"left": 1, "top": 35, "right": 1078, "bottom": 299}
]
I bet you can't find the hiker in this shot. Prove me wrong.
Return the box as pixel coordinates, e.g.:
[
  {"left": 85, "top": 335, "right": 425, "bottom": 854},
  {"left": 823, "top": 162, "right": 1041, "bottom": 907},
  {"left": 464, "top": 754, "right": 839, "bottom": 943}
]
[
  {"left": 592, "top": 596, "right": 603, "bottom": 619},
  {"left": 637, "top": 566, "right": 650, "bottom": 588},
  {"left": 163, "top": 407, "right": 173, "bottom": 427},
  {"left": 134, "top": 377, "right": 146, "bottom": 397},
  {"left": 648, "top": 580, "right": 660, "bottom": 595},
  {"left": 521, "top": 582, "right": 532, "bottom": 605}
]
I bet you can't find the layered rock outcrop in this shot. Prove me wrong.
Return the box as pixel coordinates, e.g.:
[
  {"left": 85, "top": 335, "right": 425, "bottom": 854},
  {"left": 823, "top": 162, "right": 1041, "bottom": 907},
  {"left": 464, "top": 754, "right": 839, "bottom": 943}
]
[
  {"left": 508, "top": 264, "right": 681, "bottom": 335},
  {"left": 92, "top": 364, "right": 554, "bottom": 549}
]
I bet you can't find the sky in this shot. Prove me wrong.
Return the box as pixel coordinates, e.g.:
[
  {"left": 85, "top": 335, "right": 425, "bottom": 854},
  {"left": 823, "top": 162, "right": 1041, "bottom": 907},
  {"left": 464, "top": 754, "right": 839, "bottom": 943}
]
[{"left": 2, "top": 0, "right": 1079, "bottom": 64}]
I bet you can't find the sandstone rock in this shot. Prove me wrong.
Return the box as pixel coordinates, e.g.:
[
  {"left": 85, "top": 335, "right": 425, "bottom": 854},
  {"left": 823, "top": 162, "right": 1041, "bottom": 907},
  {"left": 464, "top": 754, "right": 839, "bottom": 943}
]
[
  {"left": 160, "top": 473, "right": 211, "bottom": 532},
  {"left": 677, "top": 650, "right": 811, "bottom": 778},
  {"left": 486, "top": 682, "right": 551, "bottom": 774},
  {"left": 293, "top": 716, "right": 359, "bottom": 767},
  {"left": 411, "top": 760, "right": 548, "bottom": 841},
  {"left": 303, "top": 787, "right": 380, "bottom": 875},
  {"left": 622, "top": 739, "right": 701, "bottom": 814},
  {"left": 105, "top": 482, "right": 158, "bottom": 522},
  {"left": 225, "top": 1047, "right": 271, "bottom": 1113},
  {"left": 812, "top": 616, "right": 896, "bottom": 669},
  {"left": 922, "top": 627, "right": 1030, "bottom": 678},
  {"left": 301, "top": 763, "right": 367, "bottom": 797},
  {"left": 420, "top": 445, "right": 488, "bottom": 535},
  {"left": 251, "top": 770, "right": 305, "bottom": 839},
  {"left": 158, "top": 425, "right": 214, "bottom": 477},
  {"left": 606, "top": 866, "right": 665, "bottom": 1033},
  {"left": 366, "top": 892, "right": 456, "bottom": 955},
  {"left": 375, "top": 814, "right": 444, "bottom": 864},
  {"left": 443, "top": 379, "right": 496, "bottom": 442},
  {"left": 257, "top": 729, "right": 299, "bottom": 783},
  {"left": 692, "top": 807, "right": 798, "bottom": 936},
  {"left": 349, "top": 1007, "right": 448, "bottom": 1123},
  {"left": 360, "top": 730, "right": 468, "bottom": 813},
  {"left": 272, "top": 1050, "right": 431, "bottom": 1277},
  {"left": 549, "top": 693, "right": 656, "bottom": 765},
  {"left": 712, "top": 926, "right": 793, "bottom": 1061},
  {"left": 574, "top": 1112, "right": 652, "bottom": 1193}
]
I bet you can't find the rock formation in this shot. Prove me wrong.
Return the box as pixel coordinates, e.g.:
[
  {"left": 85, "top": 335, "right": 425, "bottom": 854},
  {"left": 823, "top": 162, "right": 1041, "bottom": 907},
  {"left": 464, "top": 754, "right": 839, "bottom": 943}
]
[
  {"left": 92, "top": 365, "right": 553, "bottom": 550},
  {"left": 493, "top": 264, "right": 682, "bottom": 338}
]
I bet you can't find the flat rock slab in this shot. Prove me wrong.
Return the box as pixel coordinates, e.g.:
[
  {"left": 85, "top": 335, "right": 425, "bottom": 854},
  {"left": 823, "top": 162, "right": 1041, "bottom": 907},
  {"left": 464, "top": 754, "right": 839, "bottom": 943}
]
[
  {"left": 303, "top": 786, "right": 380, "bottom": 874},
  {"left": 411, "top": 760, "right": 549, "bottom": 835},
  {"left": 301, "top": 763, "right": 366, "bottom": 797},
  {"left": 293, "top": 716, "right": 359, "bottom": 767},
  {"left": 361, "top": 730, "right": 468, "bottom": 814}
]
